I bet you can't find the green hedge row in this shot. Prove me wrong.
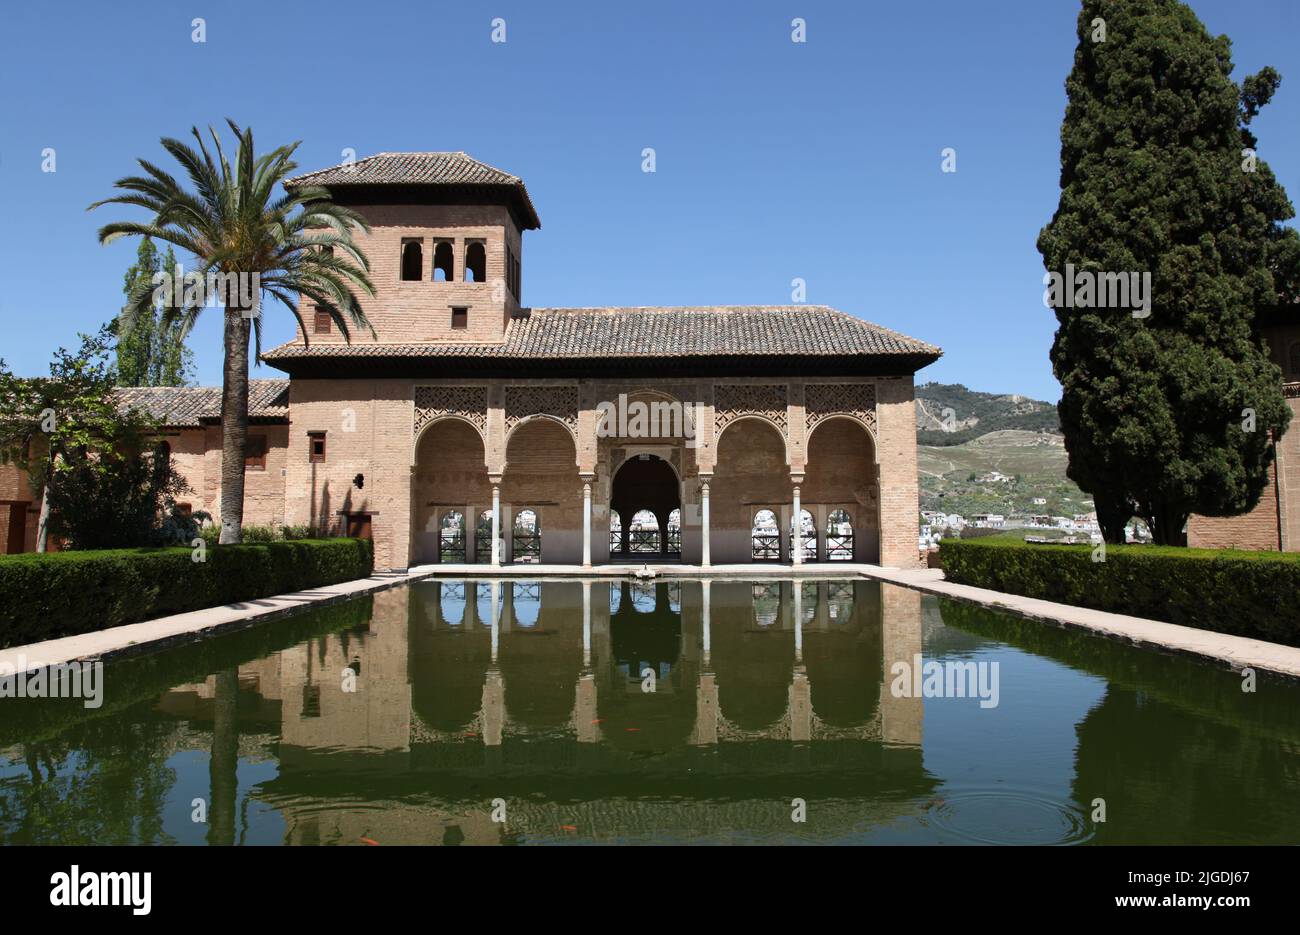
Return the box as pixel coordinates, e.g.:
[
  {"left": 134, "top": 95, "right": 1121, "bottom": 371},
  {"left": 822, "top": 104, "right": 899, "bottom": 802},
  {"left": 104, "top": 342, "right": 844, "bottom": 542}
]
[
  {"left": 938, "top": 538, "right": 1300, "bottom": 645},
  {"left": 0, "top": 538, "right": 374, "bottom": 648}
]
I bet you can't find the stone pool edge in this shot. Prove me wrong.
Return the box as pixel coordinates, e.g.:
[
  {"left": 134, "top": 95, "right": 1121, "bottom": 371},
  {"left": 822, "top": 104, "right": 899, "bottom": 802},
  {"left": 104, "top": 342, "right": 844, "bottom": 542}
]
[
  {"left": 0, "top": 568, "right": 436, "bottom": 675},
  {"left": 7, "top": 561, "right": 1299, "bottom": 684},
  {"left": 861, "top": 566, "right": 1300, "bottom": 683}
]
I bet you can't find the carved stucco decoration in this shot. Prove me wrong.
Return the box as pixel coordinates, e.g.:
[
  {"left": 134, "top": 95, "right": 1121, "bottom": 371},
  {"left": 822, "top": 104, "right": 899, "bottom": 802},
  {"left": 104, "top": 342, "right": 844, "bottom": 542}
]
[
  {"left": 714, "top": 383, "right": 789, "bottom": 436},
  {"left": 415, "top": 385, "right": 488, "bottom": 436},
  {"left": 504, "top": 384, "right": 580, "bottom": 436},
  {"left": 805, "top": 382, "right": 877, "bottom": 434}
]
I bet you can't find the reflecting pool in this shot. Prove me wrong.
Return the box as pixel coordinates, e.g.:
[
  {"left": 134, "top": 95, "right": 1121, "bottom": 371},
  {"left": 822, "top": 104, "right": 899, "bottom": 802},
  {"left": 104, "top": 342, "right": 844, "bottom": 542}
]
[{"left": 2, "top": 578, "right": 1299, "bottom": 845}]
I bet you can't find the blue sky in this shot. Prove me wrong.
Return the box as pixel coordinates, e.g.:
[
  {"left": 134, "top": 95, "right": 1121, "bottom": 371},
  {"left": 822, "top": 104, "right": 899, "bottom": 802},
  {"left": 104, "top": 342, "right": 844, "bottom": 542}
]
[{"left": 1, "top": 0, "right": 1296, "bottom": 400}]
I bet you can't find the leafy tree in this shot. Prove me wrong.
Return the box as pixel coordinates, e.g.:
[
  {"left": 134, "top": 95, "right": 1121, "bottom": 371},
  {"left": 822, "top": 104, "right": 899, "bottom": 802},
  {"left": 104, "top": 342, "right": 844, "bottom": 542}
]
[
  {"left": 89, "top": 121, "right": 375, "bottom": 543},
  {"left": 1039, "top": 0, "right": 1300, "bottom": 545},
  {"left": 115, "top": 238, "right": 195, "bottom": 387},
  {"left": 0, "top": 326, "right": 186, "bottom": 550}
]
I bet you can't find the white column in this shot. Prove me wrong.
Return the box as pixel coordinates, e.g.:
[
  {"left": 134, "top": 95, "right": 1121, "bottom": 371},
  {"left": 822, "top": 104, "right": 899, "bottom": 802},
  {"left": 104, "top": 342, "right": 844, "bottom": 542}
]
[
  {"left": 792, "top": 483, "right": 803, "bottom": 566},
  {"left": 793, "top": 582, "right": 803, "bottom": 661},
  {"left": 701, "top": 580, "right": 712, "bottom": 668},
  {"left": 489, "top": 580, "right": 500, "bottom": 663},
  {"left": 582, "top": 481, "right": 592, "bottom": 568},
  {"left": 582, "top": 581, "right": 592, "bottom": 667},
  {"left": 491, "top": 483, "right": 501, "bottom": 566},
  {"left": 700, "top": 479, "right": 711, "bottom": 567}
]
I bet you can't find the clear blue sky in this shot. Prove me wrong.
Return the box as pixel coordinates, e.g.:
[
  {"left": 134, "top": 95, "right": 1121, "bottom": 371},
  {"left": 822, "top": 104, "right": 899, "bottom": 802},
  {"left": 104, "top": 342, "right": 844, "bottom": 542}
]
[{"left": 1, "top": 0, "right": 1296, "bottom": 401}]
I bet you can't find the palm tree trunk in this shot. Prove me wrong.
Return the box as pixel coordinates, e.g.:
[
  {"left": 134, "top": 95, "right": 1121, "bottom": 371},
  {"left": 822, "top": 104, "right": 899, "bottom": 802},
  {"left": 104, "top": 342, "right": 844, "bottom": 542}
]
[
  {"left": 218, "top": 306, "right": 251, "bottom": 545},
  {"left": 207, "top": 668, "right": 239, "bottom": 845}
]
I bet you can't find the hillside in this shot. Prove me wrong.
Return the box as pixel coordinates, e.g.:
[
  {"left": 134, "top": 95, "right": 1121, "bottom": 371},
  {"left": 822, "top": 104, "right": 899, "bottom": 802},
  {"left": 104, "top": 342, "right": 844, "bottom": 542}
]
[
  {"left": 913, "top": 385, "right": 1091, "bottom": 520},
  {"left": 915, "top": 382, "right": 1059, "bottom": 446}
]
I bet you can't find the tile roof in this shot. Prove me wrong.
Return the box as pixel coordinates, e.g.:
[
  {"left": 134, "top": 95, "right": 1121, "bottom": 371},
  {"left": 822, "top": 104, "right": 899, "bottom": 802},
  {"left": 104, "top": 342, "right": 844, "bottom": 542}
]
[
  {"left": 261, "top": 306, "right": 941, "bottom": 364},
  {"left": 114, "top": 380, "right": 289, "bottom": 428},
  {"left": 283, "top": 151, "right": 541, "bottom": 229}
]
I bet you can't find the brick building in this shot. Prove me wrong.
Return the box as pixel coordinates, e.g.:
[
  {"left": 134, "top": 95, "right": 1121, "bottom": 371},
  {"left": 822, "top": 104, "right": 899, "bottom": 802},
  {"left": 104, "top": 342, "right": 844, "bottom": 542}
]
[
  {"left": 1188, "top": 309, "right": 1300, "bottom": 551},
  {"left": 3, "top": 152, "right": 943, "bottom": 570}
]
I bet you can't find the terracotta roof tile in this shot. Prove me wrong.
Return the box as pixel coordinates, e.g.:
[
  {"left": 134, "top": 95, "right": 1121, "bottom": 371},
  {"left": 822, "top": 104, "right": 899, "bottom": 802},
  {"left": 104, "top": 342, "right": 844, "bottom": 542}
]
[
  {"left": 284, "top": 151, "right": 540, "bottom": 229},
  {"left": 261, "top": 306, "right": 941, "bottom": 363},
  {"left": 114, "top": 379, "right": 289, "bottom": 428}
]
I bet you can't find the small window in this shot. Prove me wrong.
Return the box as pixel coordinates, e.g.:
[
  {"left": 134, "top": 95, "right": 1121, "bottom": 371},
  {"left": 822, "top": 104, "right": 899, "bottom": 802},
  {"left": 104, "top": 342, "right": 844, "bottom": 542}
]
[
  {"left": 176, "top": 502, "right": 192, "bottom": 517},
  {"left": 313, "top": 306, "right": 332, "bottom": 334},
  {"left": 506, "top": 245, "right": 520, "bottom": 298},
  {"left": 451, "top": 307, "right": 468, "bottom": 329},
  {"left": 245, "top": 435, "right": 268, "bottom": 471},
  {"left": 464, "top": 241, "right": 486, "bottom": 283},
  {"left": 400, "top": 239, "right": 423, "bottom": 281},
  {"left": 308, "top": 431, "right": 327, "bottom": 464},
  {"left": 433, "top": 241, "right": 454, "bottom": 282}
]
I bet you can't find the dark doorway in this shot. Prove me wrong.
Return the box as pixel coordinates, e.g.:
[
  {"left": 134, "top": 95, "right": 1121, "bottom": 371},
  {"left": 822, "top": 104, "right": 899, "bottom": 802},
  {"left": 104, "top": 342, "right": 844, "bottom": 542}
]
[
  {"left": 4, "top": 502, "right": 28, "bottom": 553},
  {"left": 609, "top": 455, "right": 681, "bottom": 561}
]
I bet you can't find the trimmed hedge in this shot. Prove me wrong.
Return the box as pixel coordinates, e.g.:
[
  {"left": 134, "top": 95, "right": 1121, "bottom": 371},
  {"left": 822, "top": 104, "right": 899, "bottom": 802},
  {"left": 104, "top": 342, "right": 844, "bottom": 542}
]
[
  {"left": 0, "top": 538, "right": 373, "bottom": 648},
  {"left": 939, "top": 538, "right": 1300, "bottom": 646}
]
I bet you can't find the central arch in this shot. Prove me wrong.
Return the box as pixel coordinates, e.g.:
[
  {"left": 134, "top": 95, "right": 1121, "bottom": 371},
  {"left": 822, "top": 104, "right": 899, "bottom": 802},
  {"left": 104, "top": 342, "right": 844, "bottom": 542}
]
[{"left": 609, "top": 455, "right": 681, "bottom": 560}]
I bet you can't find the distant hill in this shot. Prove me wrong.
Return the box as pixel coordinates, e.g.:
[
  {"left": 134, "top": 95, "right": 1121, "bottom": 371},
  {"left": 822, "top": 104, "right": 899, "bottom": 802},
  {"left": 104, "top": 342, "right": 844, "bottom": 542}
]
[
  {"left": 916, "top": 382, "right": 1059, "bottom": 446},
  {"left": 913, "top": 384, "right": 1088, "bottom": 520}
]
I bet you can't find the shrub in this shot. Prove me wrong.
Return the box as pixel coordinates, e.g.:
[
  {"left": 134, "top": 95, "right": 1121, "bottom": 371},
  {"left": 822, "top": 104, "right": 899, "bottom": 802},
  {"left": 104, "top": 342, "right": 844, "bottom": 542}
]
[
  {"left": 0, "top": 538, "right": 373, "bottom": 648},
  {"left": 938, "top": 538, "right": 1300, "bottom": 646}
]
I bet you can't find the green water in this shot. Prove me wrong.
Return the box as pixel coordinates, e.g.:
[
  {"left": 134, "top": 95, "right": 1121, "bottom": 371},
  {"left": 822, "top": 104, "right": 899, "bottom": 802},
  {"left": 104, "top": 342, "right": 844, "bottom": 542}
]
[{"left": 2, "top": 578, "right": 1298, "bottom": 845}]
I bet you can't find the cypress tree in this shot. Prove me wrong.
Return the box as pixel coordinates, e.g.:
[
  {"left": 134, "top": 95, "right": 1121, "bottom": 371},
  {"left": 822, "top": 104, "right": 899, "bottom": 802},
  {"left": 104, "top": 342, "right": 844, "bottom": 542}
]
[
  {"left": 114, "top": 239, "right": 192, "bottom": 386},
  {"left": 1039, "top": 0, "right": 1299, "bottom": 545}
]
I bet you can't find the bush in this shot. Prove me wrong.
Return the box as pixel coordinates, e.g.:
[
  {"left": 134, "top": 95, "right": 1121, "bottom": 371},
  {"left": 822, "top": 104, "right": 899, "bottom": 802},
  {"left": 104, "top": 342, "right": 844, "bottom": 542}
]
[
  {"left": 198, "top": 522, "right": 325, "bottom": 545},
  {"left": 938, "top": 538, "right": 1300, "bottom": 646},
  {"left": 0, "top": 538, "right": 373, "bottom": 648}
]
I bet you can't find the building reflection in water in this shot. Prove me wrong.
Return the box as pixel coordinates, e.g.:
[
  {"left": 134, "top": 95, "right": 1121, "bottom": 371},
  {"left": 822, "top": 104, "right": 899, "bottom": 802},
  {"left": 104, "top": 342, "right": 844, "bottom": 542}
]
[{"left": 155, "top": 578, "right": 927, "bottom": 844}]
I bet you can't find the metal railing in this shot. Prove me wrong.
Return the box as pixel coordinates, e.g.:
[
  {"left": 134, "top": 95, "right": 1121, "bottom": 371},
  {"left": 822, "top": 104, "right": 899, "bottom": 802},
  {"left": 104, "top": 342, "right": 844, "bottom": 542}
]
[
  {"left": 826, "top": 533, "right": 854, "bottom": 561},
  {"left": 628, "top": 529, "right": 660, "bottom": 553},
  {"left": 512, "top": 532, "right": 541, "bottom": 563},
  {"left": 792, "top": 535, "right": 818, "bottom": 562},
  {"left": 439, "top": 531, "right": 466, "bottom": 563},
  {"left": 752, "top": 531, "right": 780, "bottom": 561}
]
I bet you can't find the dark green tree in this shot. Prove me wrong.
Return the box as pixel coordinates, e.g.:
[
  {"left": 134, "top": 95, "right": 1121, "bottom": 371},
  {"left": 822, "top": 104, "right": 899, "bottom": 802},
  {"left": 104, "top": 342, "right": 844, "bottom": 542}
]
[
  {"left": 115, "top": 239, "right": 193, "bottom": 386},
  {"left": 1039, "top": 0, "right": 1299, "bottom": 545},
  {"left": 0, "top": 326, "right": 189, "bottom": 550}
]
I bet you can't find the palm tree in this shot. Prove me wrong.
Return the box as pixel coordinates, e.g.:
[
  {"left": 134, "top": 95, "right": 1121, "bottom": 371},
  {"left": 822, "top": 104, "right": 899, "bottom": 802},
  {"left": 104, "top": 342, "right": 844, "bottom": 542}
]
[{"left": 90, "top": 121, "right": 374, "bottom": 543}]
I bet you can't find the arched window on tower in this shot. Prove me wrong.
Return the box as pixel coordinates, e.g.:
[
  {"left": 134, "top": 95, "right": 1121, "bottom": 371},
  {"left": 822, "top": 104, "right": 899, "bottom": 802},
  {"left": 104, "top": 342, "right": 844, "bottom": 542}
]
[
  {"left": 464, "top": 242, "right": 486, "bottom": 283},
  {"left": 400, "top": 240, "right": 423, "bottom": 281},
  {"left": 433, "top": 241, "right": 453, "bottom": 282}
]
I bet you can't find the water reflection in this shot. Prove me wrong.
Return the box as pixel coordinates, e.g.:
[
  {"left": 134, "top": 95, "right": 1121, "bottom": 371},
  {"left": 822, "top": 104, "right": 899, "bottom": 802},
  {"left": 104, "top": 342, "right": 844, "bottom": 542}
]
[{"left": 2, "top": 580, "right": 1299, "bottom": 845}]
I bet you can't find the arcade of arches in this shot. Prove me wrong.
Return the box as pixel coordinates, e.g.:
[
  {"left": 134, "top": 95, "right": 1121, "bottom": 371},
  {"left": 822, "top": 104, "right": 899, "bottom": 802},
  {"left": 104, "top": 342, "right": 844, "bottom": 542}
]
[{"left": 408, "top": 378, "right": 913, "bottom": 567}]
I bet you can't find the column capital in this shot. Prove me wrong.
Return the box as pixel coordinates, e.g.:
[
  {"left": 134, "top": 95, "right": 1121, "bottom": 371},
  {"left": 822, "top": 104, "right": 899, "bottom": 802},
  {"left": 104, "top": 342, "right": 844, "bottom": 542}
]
[{"left": 488, "top": 474, "right": 504, "bottom": 487}]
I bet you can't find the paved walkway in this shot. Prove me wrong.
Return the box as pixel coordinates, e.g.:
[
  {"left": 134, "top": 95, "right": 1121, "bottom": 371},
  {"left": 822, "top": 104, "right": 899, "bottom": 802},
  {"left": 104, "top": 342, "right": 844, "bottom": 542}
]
[
  {"left": 5, "top": 560, "right": 1299, "bottom": 683},
  {"left": 0, "top": 568, "right": 433, "bottom": 674},
  {"left": 860, "top": 565, "right": 1300, "bottom": 682}
]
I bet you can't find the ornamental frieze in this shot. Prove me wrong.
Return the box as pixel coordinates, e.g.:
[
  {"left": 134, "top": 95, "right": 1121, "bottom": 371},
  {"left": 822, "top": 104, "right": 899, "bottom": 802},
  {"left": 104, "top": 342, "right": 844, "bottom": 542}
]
[
  {"left": 504, "top": 384, "right": 580, "bottom": 435},
  {"left": 414, "top": 385, "right": 489, "bottom": 435},
  {"left": 805, "top": 382, "right": 877, "bottom": 433},
  {"left": 714, "top": 384, "right": 789, "bottom": 435}
]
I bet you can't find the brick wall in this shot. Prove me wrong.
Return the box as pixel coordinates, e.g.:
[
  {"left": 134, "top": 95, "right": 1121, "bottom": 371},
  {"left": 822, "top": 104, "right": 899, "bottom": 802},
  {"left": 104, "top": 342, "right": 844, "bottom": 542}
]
[
  {"left": 281, "top": 378, "right": 414, "bottom": 570},
  {"left": 1188, "top": 393, "right": 1299, "bottom": 552},
  {"left": 875, "top": 376, "right": 923, "bottom": 567},
  {"left": 295, "top": 203, "right": 521, "bottom": 346}
]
